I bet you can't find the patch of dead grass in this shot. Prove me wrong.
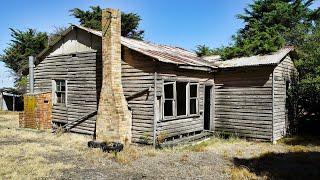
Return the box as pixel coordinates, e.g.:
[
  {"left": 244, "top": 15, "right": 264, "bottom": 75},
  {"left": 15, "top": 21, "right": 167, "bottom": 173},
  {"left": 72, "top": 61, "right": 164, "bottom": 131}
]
[
  {"left": 179, "top": 153, "right": 189, "bottom": 163},
  {"left": 230, "top": 166, "right": 262, "bottom": 180},
  {"left": 144, "top": 147, "right": 159, "bottom": 157},
  {"left": 114, "top": 145, "right": 141, "bottom": 164},
  {"left": 0, "top": 141, "right": 75, "bottom": 179},
  {"left": 2, "top": 112, "right": 320, "bottom": 179}
]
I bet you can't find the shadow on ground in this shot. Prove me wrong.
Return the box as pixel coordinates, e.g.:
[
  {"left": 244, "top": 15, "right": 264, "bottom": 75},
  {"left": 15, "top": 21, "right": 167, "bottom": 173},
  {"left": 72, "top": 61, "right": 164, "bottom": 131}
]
[
  {"left": 280, "top": 135, "right": 320, "bottom": 146},
  {"left": 234, "top": 151, "right": 320, "bottom": 179}
]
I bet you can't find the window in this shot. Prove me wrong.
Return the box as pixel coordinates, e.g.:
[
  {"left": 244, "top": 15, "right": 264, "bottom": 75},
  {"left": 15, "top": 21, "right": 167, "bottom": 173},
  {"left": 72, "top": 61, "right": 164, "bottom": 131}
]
[
  {"left": 54, "top": 80, "right": 66, "bottom": 104},
  {"left": 163, "top": 81, "right": 199, "bottom": 119},
  {"left": 189, "top": 83, "right": 198, "bottom": 115},
  {"left": 164, "top": 82, "right": 174, "bottom": 117},
  {"left": 176, "top": 82, "right": 187, "bottom": 116}
]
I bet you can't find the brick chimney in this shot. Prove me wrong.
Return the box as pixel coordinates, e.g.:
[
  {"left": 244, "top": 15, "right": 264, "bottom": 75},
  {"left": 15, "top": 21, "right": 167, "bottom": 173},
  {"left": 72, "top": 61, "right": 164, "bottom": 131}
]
[{"left": 96, "top": 8, "right": 132, "bottom": 144}]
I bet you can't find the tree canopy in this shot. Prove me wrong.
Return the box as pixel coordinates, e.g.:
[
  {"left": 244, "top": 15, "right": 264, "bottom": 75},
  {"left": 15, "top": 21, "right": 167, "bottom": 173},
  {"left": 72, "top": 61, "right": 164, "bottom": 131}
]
[
  {"left": 196, "top": 0, "right": 320, "bottom": 127},
  {"left": 0, "top": 29, "right": 48, "bottom": 91},
  {"left": 197, "top": 0, "right": 319, "bottom": 60},
  {"left": 70, "top": 6, "right": 144, "bottom": 40},
  {"left": 195, "top": 45, "right": 214, "bottom": 57},
  {"left": 1, "top": 6, "right": 145, "bottom": 92}
]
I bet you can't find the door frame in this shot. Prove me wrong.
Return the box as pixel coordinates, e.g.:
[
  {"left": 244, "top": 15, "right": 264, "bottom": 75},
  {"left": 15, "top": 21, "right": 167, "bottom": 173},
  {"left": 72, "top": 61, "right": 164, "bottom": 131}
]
[{"left": 204, "top": 85, "right": 214, "bottom": 131}]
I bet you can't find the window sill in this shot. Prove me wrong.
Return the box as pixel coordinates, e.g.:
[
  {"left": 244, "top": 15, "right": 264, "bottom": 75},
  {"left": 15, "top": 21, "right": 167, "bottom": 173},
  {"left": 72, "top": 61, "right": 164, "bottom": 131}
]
[{"left": 161, "top": 114, "right": 201, "bottom": 121}]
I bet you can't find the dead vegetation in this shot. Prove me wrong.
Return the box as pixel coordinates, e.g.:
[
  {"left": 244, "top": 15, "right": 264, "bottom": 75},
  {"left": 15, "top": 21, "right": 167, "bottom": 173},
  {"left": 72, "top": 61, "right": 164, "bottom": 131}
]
[{"left": 1, "top": 111, "right": 320, "bottom": 179}]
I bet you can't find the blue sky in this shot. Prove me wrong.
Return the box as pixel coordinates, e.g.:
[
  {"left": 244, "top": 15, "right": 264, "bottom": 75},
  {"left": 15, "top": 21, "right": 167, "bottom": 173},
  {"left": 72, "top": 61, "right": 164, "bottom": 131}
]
[{"left": 0, "top": 0, "right": 319, "bottom": 88}]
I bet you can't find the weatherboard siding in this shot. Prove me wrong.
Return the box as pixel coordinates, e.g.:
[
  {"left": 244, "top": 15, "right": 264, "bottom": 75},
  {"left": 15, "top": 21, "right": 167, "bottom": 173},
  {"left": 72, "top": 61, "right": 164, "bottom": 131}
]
[
  {"left": 121, "top": 47, "right": 156, "bottom": 144},
  {"left": 214, "top": 66, "right": 274, "bottom": 140},
  {"left": 272, "top": 56, "right": 297, "bottom": 141},
  {"left": 33, "top": 51, "right": 100, "bottom": 135},
  {"left": 155, "top": 64, "right": 214, "bottom": 140}
]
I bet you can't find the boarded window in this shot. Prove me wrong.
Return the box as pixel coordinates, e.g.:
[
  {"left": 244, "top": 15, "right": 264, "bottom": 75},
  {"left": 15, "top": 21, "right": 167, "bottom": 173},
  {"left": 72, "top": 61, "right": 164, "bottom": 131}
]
[
  {"left": 176, "top": 82, "right": 187, "bottom": 116},
  {"left": 54, "top": 80, "right": 66, "bottom": 104},
  {"left": 164, "top": 82, "right": 174, "bottom": 117},
  {"left": 190, "top": 83, "right": 198, "bottom": 115}
]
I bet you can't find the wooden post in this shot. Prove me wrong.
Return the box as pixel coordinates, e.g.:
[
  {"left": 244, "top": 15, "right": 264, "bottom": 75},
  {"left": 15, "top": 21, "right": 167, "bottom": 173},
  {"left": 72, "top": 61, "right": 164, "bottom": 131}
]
[
  {"left": 153, "top": 71, "right": 157, "bottom": 147},
  {"left": 29, "top": 56, "right": 35, "bottom": 94},
  {"left": 13, "top": 95, "right": 15, "bottom": 111},
  {"left": 0, "top": 92, "right": 2, "bottom": 111}
]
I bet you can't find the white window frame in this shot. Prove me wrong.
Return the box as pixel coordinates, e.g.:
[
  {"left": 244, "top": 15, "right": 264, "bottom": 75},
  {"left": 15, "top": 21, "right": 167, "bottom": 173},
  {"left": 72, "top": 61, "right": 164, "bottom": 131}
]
[
  {"left": 162, "top": 81, "right": 199, "bottom": 120},
  {"left": 52, "top": 79, "right": 67, "bottom": 106},
  {"left": 189, "top": 83, "right": 199, "bottom": 115},
  {"left": 163, "top": 82, "right": 175, "bottom": 118}
]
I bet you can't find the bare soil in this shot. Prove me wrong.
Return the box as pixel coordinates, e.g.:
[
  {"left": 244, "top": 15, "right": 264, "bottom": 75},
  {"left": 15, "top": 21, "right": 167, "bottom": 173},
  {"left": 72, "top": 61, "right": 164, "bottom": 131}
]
[{"left": 0, "top": 111, "right": 320, "bottom": 179}]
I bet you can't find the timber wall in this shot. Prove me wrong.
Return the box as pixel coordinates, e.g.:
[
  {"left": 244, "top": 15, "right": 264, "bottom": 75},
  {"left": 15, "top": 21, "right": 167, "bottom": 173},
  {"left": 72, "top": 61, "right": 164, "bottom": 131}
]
[
  {"left": 121, "top": 47, "right": 215, "bottom": 143},
  {"left": 214, "top": 66, "right": 274, "bottom": 140},
  {"left": 33, "top": 51, "right": 100, "bottom": 135},
  {"left": 121, "top": 47, "right": 155, "bottom": 143},
  {"left": 272, "top": 56, "right": 297, "bottom": 141},
  {"left": 155, "top": 65, "right": 214, "bottom": 141}
]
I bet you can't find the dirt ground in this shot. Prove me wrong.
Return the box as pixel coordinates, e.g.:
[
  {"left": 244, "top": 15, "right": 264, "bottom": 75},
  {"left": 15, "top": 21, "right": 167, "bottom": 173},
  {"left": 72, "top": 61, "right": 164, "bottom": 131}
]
[{"left": 1, "top": 112, "right": 320, "bottom": 180}]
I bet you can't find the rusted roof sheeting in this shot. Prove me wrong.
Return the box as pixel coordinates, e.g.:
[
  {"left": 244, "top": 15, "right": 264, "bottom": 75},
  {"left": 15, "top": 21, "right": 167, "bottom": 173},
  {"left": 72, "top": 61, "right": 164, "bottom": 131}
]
[
  {"left": 121, "top": 37, "right": 212, "bottom": 67},
  {"left": 214, "top": 47, "right": 293, "bottom": 68},
  {"left": 38, "top": 25, "right": 293, "bottom": 70},
  {"left": 73, "top": 25, "right": 214, "bottom": 68}
]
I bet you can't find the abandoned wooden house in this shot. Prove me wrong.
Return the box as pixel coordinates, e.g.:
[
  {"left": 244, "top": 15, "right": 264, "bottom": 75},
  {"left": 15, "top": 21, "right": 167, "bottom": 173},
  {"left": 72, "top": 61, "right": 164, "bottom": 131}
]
[{"left": 20, "top": 8, "right": 297, "bottom": 145}]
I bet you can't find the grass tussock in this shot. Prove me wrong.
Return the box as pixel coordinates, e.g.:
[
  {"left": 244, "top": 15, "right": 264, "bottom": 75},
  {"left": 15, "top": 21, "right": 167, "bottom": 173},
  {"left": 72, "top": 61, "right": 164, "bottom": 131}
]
[
  {"left": 114, "top": 145, "right": 141, "bottom": 164},
  {"left": 179, "top": 154, "right": 189, "bottom": 163},
  {"left": 230, "top": 166, "right": 261, "bottom": 180},
  {"left": 183, "top": 135, "right": 245, "bottom": 153}
]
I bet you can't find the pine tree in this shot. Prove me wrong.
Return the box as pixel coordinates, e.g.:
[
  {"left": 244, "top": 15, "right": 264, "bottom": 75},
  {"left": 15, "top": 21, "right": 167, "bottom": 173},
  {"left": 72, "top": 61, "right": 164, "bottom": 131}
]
[
  {"left": 0, "top": 29, "right": 48, "bottom": 91},
  {"left": 70, "top": 6, "right": 145, "bottom": 40}
]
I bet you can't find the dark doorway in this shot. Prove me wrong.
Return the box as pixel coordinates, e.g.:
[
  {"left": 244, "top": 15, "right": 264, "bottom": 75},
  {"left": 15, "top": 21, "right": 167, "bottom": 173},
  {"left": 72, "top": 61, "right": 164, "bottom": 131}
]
[{"left": 204, "top": 86, "right": 212, "bottom": 130}]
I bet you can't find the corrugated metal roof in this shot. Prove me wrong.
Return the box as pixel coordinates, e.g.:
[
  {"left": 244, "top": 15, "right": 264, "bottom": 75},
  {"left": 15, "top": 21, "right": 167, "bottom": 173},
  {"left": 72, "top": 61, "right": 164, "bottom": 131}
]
[
  {"left": 73, "top": 25, "right": 214, "bottom": 68},
  {"left": 38, "top": 25, "right": 293, "bottom": 70},
  {"left": 213, "top": 47, "right": 293, "bottom": 68}
]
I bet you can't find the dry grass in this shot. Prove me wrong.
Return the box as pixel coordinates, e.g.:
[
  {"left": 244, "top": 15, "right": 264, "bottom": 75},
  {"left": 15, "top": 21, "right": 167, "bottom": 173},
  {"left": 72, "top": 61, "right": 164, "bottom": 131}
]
[
  {"left": 114, "top": 145, "right": 141, "bottom": 164},
  {"left": 230, "top": 166, "right": 261, "bottom": 180},
  {"left": 1, "top": 111, "right": 320, "bottom": 179},
  {"left": 0, "top": 111, "right": 90, "bottom": 179}
]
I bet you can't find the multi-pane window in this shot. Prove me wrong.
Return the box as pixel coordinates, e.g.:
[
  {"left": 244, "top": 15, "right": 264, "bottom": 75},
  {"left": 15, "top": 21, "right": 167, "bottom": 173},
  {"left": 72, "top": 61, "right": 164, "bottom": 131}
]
[
  {"left": 164, "top": 82, "right": 174, "bottom": 117},
  {"left": 176, "top": 82, "right": 187, "bottom": 116},
  {"left": 54, "top": 80, "right": 66, "bottom": 104},
  {"left": 189, "top": 83, "right": 198, "bottom": 115},
  {"left": 163, "top": 81, "right": 199, "bottom": 118}
]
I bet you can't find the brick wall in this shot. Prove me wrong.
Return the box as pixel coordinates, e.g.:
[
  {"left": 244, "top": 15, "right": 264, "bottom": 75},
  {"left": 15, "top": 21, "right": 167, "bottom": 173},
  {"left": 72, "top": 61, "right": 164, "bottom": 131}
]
[
  {"left": 96, "top": 8, "right": 132, "bottom": 144},
  {"left": 19, "top": 92, "right": 52, "bottom": 130}
]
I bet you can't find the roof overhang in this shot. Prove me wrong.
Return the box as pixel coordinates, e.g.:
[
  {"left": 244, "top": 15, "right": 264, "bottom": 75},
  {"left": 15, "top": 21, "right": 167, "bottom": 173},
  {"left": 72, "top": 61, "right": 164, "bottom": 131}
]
[{"left": 37, "top": 25, "right": 217, "bottom": 71}]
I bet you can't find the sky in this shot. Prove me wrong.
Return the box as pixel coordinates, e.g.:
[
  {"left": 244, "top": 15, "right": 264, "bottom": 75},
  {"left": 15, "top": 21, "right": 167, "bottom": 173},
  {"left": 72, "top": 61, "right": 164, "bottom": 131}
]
[{"left": 0, "top": 0, "right": 319, "bottom": 88}]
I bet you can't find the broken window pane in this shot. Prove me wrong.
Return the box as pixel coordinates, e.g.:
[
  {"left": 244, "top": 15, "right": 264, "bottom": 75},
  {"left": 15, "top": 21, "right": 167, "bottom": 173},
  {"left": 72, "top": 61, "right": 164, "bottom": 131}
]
[
  {"left": 164, "top": 83, "right": 173, "bottom": 98},
  {"left": 190, "top": 83, "right": 198, "bottom": 115},
  {"left": 190, "top": 99, "right": 197, "bottom": 114},
  {"left": 176, "top": 82, "right": 187, "bottom": 116},
  {"left": 61, "top": 84, "right": 66, "bottom": 91},
  {"left": 190, "top": 84, "right": 198, "bottom": 97},
  {"left": 164, "top": 100, "right": 173, "bottom": 116},
  {"left": 164, "top": 82, "right": 174, "bottom": 117},
  {"left": 54, "top": 80, "right": 66, "bottom": 104}
]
